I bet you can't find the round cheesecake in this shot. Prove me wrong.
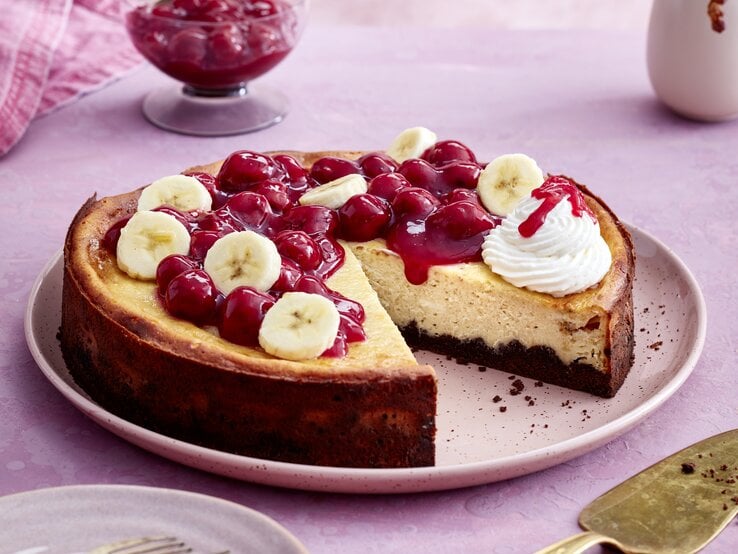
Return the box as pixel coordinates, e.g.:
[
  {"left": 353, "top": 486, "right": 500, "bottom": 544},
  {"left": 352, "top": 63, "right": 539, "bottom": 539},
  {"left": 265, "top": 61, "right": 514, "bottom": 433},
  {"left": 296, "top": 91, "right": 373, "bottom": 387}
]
[{"left": 60, "top": 149, "right": 634, "bottom": 468}]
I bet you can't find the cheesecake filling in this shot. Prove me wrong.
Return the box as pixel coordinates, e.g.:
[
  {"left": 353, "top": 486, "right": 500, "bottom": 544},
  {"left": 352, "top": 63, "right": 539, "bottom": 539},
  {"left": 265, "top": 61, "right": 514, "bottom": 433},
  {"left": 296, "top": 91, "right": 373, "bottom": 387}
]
[{"left": 482, "top": 176, "right": 612, "bottom": 297}]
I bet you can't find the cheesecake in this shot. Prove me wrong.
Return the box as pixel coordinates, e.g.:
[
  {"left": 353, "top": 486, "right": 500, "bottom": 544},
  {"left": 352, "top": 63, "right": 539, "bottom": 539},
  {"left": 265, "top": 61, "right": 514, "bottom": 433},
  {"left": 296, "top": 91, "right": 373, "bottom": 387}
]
[{"left": 59, "top": 130, "right": 634, "bottom": 468}]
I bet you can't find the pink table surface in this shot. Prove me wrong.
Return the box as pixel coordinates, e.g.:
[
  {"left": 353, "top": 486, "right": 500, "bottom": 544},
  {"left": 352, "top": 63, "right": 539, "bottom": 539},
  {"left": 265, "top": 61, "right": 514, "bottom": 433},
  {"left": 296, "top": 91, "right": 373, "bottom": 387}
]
[{"left": 2, "top": 25, "right": 738, "bottom": 553}]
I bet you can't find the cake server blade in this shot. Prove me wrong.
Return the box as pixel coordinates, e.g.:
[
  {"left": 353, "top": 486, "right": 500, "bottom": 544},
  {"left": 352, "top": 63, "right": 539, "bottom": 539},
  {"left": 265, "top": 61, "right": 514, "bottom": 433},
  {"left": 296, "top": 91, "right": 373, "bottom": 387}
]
[{"left": 536, "top": 429, "right": 738, "bottom": 554}]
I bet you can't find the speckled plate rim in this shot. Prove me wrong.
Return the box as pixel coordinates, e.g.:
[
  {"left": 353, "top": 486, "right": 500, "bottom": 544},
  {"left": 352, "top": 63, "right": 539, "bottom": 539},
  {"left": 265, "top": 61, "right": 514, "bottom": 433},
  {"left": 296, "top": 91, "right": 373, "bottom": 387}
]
[
  {"left": 0, "top": 483, "right": 309, "bottom": 553},
  {"left": 24, "top": 224, "right": 706, "bottom": 494}
]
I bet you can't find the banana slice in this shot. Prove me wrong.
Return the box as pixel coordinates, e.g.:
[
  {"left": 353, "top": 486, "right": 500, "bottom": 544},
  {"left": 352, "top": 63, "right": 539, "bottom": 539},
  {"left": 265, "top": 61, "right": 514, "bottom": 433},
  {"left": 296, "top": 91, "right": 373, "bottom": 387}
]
[
  {"left": 386, "top": 126, "right": 437, "bottom": 163},
  {"left": 298, "top": 173, "right": 367, "bottom": 209},
  {"left": 203, "top": 230, "right": 281, "bottom": 294},
  {"left": 258, "top": 292, "right": 340, "bottom": 361},
  {"left": 477, "top": 153, "right": 545, "bottom": 216},
  {"left": 137, "top": 174, "right": 212, "bottom": 212},
  {"left": 116, "top": 211, "right": 191, "bottom": 280}
]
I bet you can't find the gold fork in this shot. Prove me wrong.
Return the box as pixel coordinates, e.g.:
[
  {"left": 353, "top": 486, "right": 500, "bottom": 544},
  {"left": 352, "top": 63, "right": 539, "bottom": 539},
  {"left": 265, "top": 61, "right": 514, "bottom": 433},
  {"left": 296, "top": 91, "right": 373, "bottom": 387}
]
[{"left": 88, "top": 536, "right": 230, "bottom": 554}]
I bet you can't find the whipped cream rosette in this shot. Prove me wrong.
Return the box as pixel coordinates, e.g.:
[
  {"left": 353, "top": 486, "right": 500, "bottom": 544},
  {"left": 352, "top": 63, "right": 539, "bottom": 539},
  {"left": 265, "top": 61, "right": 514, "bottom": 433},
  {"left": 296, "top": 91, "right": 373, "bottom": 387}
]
[{"left": 482, "top": 176, "right": 612, "bottom": 297}]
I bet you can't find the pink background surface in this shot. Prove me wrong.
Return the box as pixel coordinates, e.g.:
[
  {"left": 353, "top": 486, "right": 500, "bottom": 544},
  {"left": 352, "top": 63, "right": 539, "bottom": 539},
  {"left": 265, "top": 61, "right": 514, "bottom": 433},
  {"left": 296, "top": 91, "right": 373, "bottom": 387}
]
[
  {"left": 2, "top": 20, "right": 738, "bottom": 554},
  {"left": 310, "top": 0, "right": 650, "bottom": 29}
]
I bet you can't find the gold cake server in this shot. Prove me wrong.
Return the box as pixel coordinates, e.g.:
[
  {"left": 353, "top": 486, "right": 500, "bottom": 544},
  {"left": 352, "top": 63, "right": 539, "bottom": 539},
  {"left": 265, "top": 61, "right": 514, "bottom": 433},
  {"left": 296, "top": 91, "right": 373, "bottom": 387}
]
[{"left": 536, "top": 429, "right": 738, "bottom": 553}]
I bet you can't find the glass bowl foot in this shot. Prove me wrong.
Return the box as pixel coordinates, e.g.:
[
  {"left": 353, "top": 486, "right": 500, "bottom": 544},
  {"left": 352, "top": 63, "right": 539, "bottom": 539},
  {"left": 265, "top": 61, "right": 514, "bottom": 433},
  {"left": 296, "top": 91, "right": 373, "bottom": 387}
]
[{"left": 141, "top": 83, "right": 288, "bottom": 136}]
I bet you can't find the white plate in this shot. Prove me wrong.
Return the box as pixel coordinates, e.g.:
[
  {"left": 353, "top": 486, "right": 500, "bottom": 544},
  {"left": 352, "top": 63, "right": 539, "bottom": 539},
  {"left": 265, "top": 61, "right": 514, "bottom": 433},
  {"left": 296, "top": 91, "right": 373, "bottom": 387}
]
[
  {"left": 24, "top": 225, "right": 706, "bottom": 494},
  {"left": 0, "top": 484, "right": 308, "bottom": 553}
]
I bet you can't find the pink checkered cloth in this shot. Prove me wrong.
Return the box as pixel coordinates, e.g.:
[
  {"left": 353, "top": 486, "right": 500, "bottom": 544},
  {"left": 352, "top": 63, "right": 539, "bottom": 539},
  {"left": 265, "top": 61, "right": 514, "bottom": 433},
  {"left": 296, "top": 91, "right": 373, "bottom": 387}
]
[{"left": 0, "top": 0, "right": 143, "bottom": 156}]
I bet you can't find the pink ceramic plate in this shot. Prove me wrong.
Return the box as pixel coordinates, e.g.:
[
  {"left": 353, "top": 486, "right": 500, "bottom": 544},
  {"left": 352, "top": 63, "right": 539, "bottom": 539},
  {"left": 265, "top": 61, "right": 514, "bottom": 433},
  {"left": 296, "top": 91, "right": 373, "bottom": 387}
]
[
  {"left": 25, "top": 225, "right": 705, "bottom": 494},
  {"left": 1, "top": 484, "right": 308, "bottom": 553}
]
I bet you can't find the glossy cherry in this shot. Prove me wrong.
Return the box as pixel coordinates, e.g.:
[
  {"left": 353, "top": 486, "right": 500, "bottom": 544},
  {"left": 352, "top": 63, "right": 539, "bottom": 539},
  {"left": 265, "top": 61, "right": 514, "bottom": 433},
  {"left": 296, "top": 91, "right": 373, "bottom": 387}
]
[
  {"left": 367, "top": 173, "right": 410, "bottom": 201},
  {"left": 293, "top": 274, "right": 329, "bottom": 295},
  {"left": 225, "top": 191, "right": 272, "bottom": 229},
  {"left": 273, "top": 230, "right": 322, "bottom": 270},
  {"left": 391, "top": 187, "right": 440, "bottom": 220},
  {"left": 217, "top": 150, "right": 283, "bottom": 192},
  {"left": 189, "top": 229, "right": 222, "bottom": 260},
  {"left": 102, "top": 217, "right": 131, "bottom": 252},
  {"left": 441, "top": 188, "right": 481, "bottom": 206},
  {"left": 196, "top": 210, "right": 239, "bottom": 234},
  {"left": 397, "top": 159, "right": 438, "bottom": 191},
  {"left": 274, "top": 154, "right": 310, "bottom": 183},
  {"left": 338, "top": 194, "right": 391, "bottom": 242},
  {"left": 309, "top": 157, "right": 361, "bottom": 184},
  {"left": 422, "top": 140, "right": 478, "bottom": 166},
  {"left": 244, "top": 0, "right": 280, "bottom": 17},
  {"left": 398, "top": 158, "right": 481, "bottom": 197},
  {"left": 167, "top": 28, "right": 208, "bottom": 65},
  {"left": 426, "top": 201, "right": 496, "bottom": 240},
  {"left": 280, "top": 205, "right": 338, "bottom": 236},
  {"left": 250, "top": 179, "right": 291, "bottom": 212},
  {"left": 440, "top": 162, "right": 481, "bottom": 190},
  {"left": 218, "top": 286, "right": 275, "bottom": 346},
  {"left": 156, "top": 254, "right": 200, "bottom": 295},
  {"left": 272, "top": 257, "right": 303, "bottom": 291},
  {"left": 208, "top": 24, "right": 244, "bottom": 66},
  {"left": 357, "top": 152, "right": 398, "bottom": 178},
  {"left": 164, "top": 268, "right": 218, "bottom": 324}
]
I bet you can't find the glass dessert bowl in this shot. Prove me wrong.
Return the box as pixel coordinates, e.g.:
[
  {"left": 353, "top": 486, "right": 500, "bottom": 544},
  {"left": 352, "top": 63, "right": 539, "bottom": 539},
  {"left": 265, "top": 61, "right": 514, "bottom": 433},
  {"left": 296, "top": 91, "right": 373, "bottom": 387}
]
[{"left": 125, "top": 0, "right": 308, "bottom": 135}]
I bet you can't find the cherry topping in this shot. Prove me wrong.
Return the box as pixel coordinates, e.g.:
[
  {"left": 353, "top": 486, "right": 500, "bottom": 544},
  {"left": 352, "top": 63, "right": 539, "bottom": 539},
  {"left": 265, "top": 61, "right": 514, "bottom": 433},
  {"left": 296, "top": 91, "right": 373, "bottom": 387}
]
[
  {"left": 126, "top": 0, "right": 299, "bottom": 90},
  {"left": 172, "top": 0, "right": 205, "bottom": 14},
  {"left": 218, "top": 286, "right": 275, "bottom": 346},
  {"left": 280, "top": 205, "right": 338, "bottom": 236},
  {"left": 153, "top": 206, "right": 194, "bottom": 230},
  {"left": 164, "top": 268, "right": 218, "bottom": 324},
  {"left": 322, "top": 333, "right": 348, "bottom": 358},
  {"left": 197, "top": 0, "right": 241, "bottom": 20},
  {"left": 102, "top": 217, "right": 131, "bottom": 252},
  {"left": 246, "top": 21, "right": 283, "bottom": 55},
  {"left": 398, "top": 158, "right": 480, "bottom": 197},
  {"left": 189, "top": 229, "right": 221, "bottom": 260},
  {"left": 224, "top": 191, "right": 272, "bottom": 229},
  {"left": 273, "top": 230, "right": 322, "bottom": 270},
  {"left": 251, "top": 179, "right": 291, "bottom": 212},
  {"left": 518, "top": 176, "right": 595, "bottom": 238},
  {"left": 391, "top": 187, "right": 440, "bottom": 220},
  {"left": 293, "top": 274, "right": 329, "bottom": 295},
  {"left": 331, "top": 292, "right": 366, "bottom": 324},
  {"left": 208, "top": 24, "right": 245, "bottom": 66},
  {"left": 397, "top": 159, "right": 438, "bottom": 192},
  {"left": 156, "top": 254, "right": 199, "bottom": 295},
  {"left": 338, "top": 194, "right": 391, "bottom": 242},
  {"left": 357, "top": 152, "right": 398, "bottom": 178},
  {"left": 168, "top": 28, "right": 208, "bottom": 65},
  {"left": 341, "top": 315, "right": 367, "bottom": 342},
  {"left": 217, "top": 151, "right": 283, "bottom": 192},
  {"left": 440, "top": 162, "right": 480, "bottom": 190},
  {"left": 196, "top": 210, "right": 239, "bottom": 234},
  {"left": 426, "top": 201, "right": 496, "bottom": 240},
  {"left": 152, "top": 3, "right": 184, "bottom": 18},
  {"left": 185, "top": 171, "right": 228, "bottom": 209},
  {"left": 272, "top": 258, "right": 303, "bottom": 291},
  {"left": 367, "top": 173, "right": 410, "bottom": 201},
  {"left": 441, "top": 188, "right": 481, "bottom": 206},
  {"left": 310, "top": 157, "right": 361, "bottom": 184},
  {"left": 274, "top": 154, "right": 310, "bottom": 183},
  {"left": 422, "top": 140, "right": 478, "bottom": 166},
  {"left": 244, "top": 0, "right": 280, "bottom": 17}
]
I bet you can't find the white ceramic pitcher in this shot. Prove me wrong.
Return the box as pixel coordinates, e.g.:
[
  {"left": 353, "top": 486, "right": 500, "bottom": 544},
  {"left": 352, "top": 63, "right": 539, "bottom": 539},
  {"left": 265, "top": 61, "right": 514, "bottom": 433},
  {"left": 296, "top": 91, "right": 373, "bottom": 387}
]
[{"left": 647, "top": 0, "right": 738, "bottom": 121}]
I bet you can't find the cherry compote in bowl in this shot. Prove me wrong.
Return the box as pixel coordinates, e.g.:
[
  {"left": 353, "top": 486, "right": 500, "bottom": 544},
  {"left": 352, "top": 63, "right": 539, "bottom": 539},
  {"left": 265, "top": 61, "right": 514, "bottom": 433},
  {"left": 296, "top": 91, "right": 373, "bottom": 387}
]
[{"left": 125, "top": 0, "right": 308, "bottom": 135}]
